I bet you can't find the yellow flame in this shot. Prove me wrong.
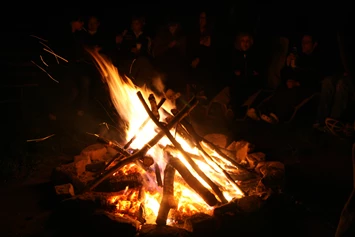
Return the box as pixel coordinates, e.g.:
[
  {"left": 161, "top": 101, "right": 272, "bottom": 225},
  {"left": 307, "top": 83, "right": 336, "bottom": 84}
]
[{"left": 90, "top": 51, "right": 243, "bottom": 224}]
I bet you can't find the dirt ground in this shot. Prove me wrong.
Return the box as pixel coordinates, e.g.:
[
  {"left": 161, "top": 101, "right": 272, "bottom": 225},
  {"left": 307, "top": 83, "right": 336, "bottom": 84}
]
[{"left": 0, "top": 65, "right": 353, "bottom": 236}]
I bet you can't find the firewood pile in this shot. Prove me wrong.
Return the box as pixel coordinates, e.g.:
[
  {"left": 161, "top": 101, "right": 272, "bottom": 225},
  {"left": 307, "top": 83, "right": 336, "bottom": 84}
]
[{"left": 50, "top": 93, "right": 285, "bottom": 237}]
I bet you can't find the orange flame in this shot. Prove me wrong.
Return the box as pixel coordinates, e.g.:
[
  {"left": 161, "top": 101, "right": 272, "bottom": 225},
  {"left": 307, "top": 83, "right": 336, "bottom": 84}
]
[{"left": 90, "top": 52, "right": 243, "bottom": 224}]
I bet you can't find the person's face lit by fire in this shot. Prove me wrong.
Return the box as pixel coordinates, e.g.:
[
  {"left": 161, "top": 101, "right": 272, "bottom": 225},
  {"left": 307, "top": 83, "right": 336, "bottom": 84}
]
[
  {"left": 131, "top": 20, "right": 143, "bottom": 33},
  {"left": 168, "top": 23, "right": 178, "bottom": 35},
  {"left": 88, "top": 17, "right": 100, "bottom": 33},
  {"left": 199, "top": 12, "right": 207, "bottom": 29},
  {"left": 71, "top": 19, "right": 84, "bottom": 31},
  {"left": 238, "top": 35, "right": 253, "bottom": 52},
  {"left": 301, "top": 35, "right": 317, "bottom": 54}
]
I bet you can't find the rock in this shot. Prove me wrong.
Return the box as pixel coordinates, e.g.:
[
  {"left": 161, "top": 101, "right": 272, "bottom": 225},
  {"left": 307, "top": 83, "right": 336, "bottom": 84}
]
[
  {"left": 255, "top": 161, "right": 284, "bottom": 175},
  {"left": 95, "top": 173, "right": 143, "bottom": 192},
  {"left": 184, "top": 213, "right": 219, "bottom": 235},
  {"left": 255, "top": 161, "right": 285, "bottom": 191},
  {"left": 235, "top": 141, "right": 251, "bottom": 164},
  {"left": 54, "top": 183, "right": 75, "bottom": 199},
  {"left": 236, "top": 195, "right": 264, "bottom": 213},
  {"left": 86, "top": 161, "right": 106, "bottom": 172},
  {"left": 204, "top": 134, "right": 228, "bottom": 148},
  {"left": 51, "top": 163, "right": 95, "bottom": 191},
  {"left": 81, "top": 143, "right": 107, "bottom": 162},
  {"left": 139, "top": 224, "right": 191, "bottom": 237},
  {"left": 89, "top": 210, "right": 140, "bottom": 236},
  {"left": 51, "top": 192, "right": 138, "bottom": 236},
  {"left": 52, "top": 162, "right": 141, "bottom": 192},
  {"left": 213, "top": 195, "right": 264, "bottom": 217},
  {"left": 255, "top": 180, "right": 273, "bottom": 199},
  {"left": 57, "top": 192, "right": 116, "bottom": 213},
  {"left": 246, "top": 152, "right": 266, "bottom": 169},
  {"left": 226, "top": 141, "right": 237, "bottom": 151},
  {"left": 237, "top": 179, "right": 260, "bottom": 195},
  {"left": 74, "top": 155, "right": 91, "bottom": 175}
]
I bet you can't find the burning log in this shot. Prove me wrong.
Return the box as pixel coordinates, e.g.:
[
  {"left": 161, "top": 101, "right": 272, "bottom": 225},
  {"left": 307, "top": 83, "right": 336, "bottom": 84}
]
[
  {"left": 162, "top": 145, "right": 204, "bottom": 162},
  {"left": 148, "top": 94, "right": 160, "bottom": 120},
  {"left": 171, "top": 109, "right": 252, "bottom": 174},
  {"left": 82, "top": 97, "right": 199, "bottom": 193},
  {"left": 103, "top": 97, "right": 166, "bottom": 171},
  {"left": 124, "top": 97, "right": 166, "bottom": 149},
  {"left": 137, "top": 91, "right": 227, "bottom": 204},
  {"left": 166, "top": 152, "right": 218, "bottom": 206},
  {"left": 156, "top": 161, "right": 176, "bottom": 225},
  {"left": 154, "top": 163, "right": 163, "bottom": 187},
  {"left": 163, "top": 145, "right": 245, "bottom": 195}
]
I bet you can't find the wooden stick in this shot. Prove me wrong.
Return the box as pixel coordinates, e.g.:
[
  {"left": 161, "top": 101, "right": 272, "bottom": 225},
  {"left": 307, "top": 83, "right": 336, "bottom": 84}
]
[
  {"left": 148, "top": 94, "right": 160, "bottom": 120},
  {"left": 154, "top": 163, "right": 163, "bottom": 187},
  {"left": 124, "top": 97, "right": 166, "bottom": 149},
  {"left": 167, "top": 152, "right": 218, "bottom": 206},
  {"left": 103, "top": 97, "right": 167, "bottom": 170},
  {"left": 174, "top": 114, "right": 251, "bottom": 174},
  {"left": 156, "top": 160, "right": 176, "bottom": 225},
  {"left": 164, "top": 131, "right": 245, "bottom": 196},
  {"left": 137, "top": 91, "right": 227, "bottom": 204},
  {"left": 82, "top": 97, "right": 198, "bottom": 193}
]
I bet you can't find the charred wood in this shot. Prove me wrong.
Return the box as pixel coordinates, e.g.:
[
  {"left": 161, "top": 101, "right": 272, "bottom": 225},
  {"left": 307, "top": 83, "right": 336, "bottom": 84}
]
[
  {"left": 154, "top": 163, "right": 163, "bottom": 187},
  {"left": 148, "top": 94, "right": 160, "bottom": 120},
  {"left": 156, "top": 161, "right": 176, "bottom": 225}
]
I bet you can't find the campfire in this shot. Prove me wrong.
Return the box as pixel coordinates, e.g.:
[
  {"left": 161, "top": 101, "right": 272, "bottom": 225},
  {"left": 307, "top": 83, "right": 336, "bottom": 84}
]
[{"left": 52, "top": 52, "right": 285, "bottom": 235}]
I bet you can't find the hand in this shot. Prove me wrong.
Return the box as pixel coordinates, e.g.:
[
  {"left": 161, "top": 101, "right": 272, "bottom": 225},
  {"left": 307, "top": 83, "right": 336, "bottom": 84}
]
[
  {"left": 253, "top": 71, "right": 259, "bottom": 76},
  {"left": 235, "top": 70, "right": 241, "bottom": 76},
  {"left": 286, "top": 53, "right": 296, "bottom": 67},
  {"left": 131, "top": 47, "right": 138, "bottom": 53},
  {"left": 168, "top": 40, "right": 177, "bottom": 48},
  {"left": 286, "top": 79, "right": 300, "bottom": 88},
  {"left": 122, "top": 30, "right": 128, "bottom": 36},
  {"left": 191, "top": 58, "right": 200, "bottom": 68},
  {"left": 344, "top": 72, "right": 349, "bottom": 76}
]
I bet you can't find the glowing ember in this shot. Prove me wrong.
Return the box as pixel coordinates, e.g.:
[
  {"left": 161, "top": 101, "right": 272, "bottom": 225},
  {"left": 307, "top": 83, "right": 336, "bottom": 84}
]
[{"left": 90, "top": 51, "right": 244, "bottom": 224}]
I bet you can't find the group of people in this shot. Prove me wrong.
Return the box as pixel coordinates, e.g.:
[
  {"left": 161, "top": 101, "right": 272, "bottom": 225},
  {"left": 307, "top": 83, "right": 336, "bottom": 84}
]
[{"left": 47, "top": 11, "right": 355, "bottom": 137}]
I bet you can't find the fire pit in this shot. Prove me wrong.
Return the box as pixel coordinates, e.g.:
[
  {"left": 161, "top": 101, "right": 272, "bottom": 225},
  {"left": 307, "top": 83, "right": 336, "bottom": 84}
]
[{"left": 51, "top": 52, "right": 285, "bottom": 236}]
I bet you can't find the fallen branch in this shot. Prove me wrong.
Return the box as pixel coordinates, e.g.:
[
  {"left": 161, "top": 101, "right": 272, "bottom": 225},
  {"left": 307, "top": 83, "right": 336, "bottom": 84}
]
[
  {"left": 137, "top": 91, "right": 226, "bottom": 204},
  {"left": 82, "top": 97, "right": 198, "bottom": 193},
  {"left": 156, "top": 159, "right": 176, "bottom": 225}
]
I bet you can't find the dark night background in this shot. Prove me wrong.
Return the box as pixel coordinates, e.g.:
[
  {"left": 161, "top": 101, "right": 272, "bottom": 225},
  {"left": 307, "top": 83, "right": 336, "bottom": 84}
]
[{"left": 1, "top": 2, "right": 355, "bottom": 236}]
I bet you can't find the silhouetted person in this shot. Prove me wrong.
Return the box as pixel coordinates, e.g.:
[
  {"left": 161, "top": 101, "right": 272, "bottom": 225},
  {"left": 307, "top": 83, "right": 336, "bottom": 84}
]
[
  {"left": 229, "top": 32, "right": 262, "bottom": 117},
  {"left": 253, "top": 34, "right": 323, "bottom": 123},
  {"left": 314, "top": 32, "right": 355, "bottom": 135},
  {"left": 187, "top": 11, "right": 217, "bottom": 99},
  {"left": 50, "top": 15, "right": 92, "bottom": 119},
  {"left": 153, "top": 19, "right": 187, "bottom": 93}
]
